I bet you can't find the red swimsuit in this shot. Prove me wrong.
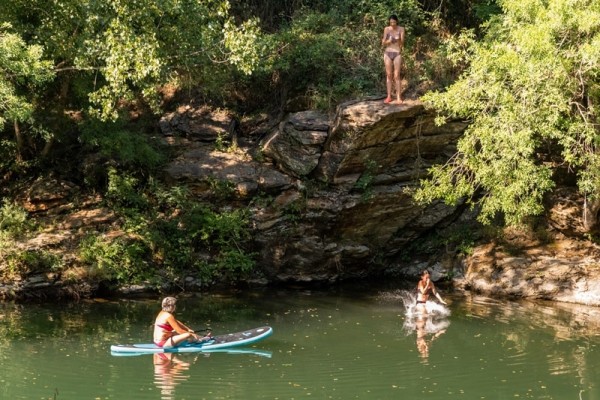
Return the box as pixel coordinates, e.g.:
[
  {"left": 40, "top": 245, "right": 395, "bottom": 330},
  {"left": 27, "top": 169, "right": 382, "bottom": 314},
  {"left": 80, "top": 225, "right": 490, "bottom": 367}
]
[{"left": 154, "top": 322, "right": 174, "bottom": 347}]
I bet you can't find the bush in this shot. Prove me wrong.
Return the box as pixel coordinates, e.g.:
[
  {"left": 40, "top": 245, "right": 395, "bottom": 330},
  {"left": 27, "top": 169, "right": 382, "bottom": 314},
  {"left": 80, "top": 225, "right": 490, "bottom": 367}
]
[
  {"left": 105, "top": 167, "right": 149, "bottom": 210},
  {"left": 146, "top": 201, "right": 256, "bottom": 282},
  {"left": 0, "top": 200, "right": 32, "bottom": 237},
  {"left": 80, "top": 119, "right": 165, "bottom": 170},
  {"left": 79, "top": 234, "right": 151, "bottom": 283},
  {"left": 1, "top": 249, "right": 62, "bottom": 279},
  {"left": 77, "top": 183, "right": 257, "bottom": 286}
]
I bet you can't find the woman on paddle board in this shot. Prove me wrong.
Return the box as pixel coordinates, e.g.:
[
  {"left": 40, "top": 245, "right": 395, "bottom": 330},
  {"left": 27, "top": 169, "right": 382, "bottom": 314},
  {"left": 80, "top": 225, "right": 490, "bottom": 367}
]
[
  {"left": 153, "top": 297, "right": 210, "bottom": 348},
  {"left": 416, "top": 270, "right": 447, "bottom": 313}
]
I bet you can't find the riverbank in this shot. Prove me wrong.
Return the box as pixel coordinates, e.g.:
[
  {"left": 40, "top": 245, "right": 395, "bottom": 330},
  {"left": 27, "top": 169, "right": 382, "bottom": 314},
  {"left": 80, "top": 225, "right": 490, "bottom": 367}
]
[
  {"left": 451, "top": 193, "right": 600, "bottom": 306},
  {"left": 454, "top": 234, "right": 600, "bottom": 306}
]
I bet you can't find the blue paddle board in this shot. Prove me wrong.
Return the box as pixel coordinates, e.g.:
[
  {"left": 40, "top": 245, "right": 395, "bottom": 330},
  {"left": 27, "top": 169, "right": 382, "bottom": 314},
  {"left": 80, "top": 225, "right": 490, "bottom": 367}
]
[{"left": 110, "top": 326, "right": 272, "bottom": 355}]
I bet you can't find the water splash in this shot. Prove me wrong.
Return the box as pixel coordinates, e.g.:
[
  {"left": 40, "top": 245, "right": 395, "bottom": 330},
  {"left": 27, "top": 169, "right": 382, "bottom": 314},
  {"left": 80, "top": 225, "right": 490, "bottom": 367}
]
[
  {"left": 403, "top": 314, "right": 451, "bottom": 334},
  {"left": 398, "top": 290, "right": 451, "bottom": 337},
  {"left": 398, "top": 290, "right": 451, "bottom": 319}
]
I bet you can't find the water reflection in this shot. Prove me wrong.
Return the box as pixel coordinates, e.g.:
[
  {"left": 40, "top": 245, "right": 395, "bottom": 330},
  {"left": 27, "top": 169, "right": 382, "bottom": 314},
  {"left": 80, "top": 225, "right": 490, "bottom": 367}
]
[
  {"left": 456, "top": 293, "right": 600, "bottom": 399},
  {"left": 413, "top": 315, "right": 449, "bottom": 361},
  {"left": 460, "top": 294, "right": 600, "bottom": 341},
  {"left": 397, "top": 289, "right": 451, "bottom": 362},
  {"left": 153, "top": 353, "right": 191, "bottom": 400}
]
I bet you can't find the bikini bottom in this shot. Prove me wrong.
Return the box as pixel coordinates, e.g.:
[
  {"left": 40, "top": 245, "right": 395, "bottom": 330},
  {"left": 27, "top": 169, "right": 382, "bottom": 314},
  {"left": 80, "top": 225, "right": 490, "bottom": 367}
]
[
  {"left": 385, "top": 51, "right": 399, "bottom": 62},
  {"left": 154, "top": 336, "right": 175, "bottom": 348}
]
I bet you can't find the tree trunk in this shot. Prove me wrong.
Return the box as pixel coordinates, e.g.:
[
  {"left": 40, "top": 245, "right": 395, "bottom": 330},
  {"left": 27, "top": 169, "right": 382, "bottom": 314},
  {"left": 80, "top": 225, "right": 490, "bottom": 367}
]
[
  {"left": 41, "top": 137, "right": 54, "bottom": 157},
  {"left": 14, "top": 120, "right": 23, "bottom": 162},
  {"left": 583, "top": 196, "right": 600, "bottom": 232}
]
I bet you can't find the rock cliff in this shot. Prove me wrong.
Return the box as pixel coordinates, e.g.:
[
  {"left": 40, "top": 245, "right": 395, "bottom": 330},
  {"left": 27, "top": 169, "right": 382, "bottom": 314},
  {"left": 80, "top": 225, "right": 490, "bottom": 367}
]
[
  {"left": 6, "top": 98, "right": 600, "bottom": 306},
  {"left": 160, "top": 98, "right": 600, "bottom": 306},
  {"left": 162, "top": 98, "right": 467, "bottom": 282}
]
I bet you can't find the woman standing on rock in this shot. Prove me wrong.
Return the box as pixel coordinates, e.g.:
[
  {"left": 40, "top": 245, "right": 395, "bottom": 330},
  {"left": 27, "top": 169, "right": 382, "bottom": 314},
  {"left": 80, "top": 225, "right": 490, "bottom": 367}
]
[{"left": 381, "top": 14, "right": 405, "bottom": 104}]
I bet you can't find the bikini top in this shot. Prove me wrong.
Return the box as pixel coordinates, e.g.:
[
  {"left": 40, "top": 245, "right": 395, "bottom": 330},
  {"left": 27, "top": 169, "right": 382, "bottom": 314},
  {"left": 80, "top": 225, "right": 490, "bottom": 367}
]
[
  {"left": 387, "top": 28, "right": 401, "bottom": 41},
  {"left": 155, "top": 321, "right": 174, "bottom": 332}
]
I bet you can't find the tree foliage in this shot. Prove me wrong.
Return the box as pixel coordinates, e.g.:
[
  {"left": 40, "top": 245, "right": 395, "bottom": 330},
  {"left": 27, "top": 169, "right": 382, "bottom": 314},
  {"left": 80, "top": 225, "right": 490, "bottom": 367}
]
[
  {"left": 231, "top": 0, "right": 428, "bottom": 111},
  {"left": 0, "top": 0, "right": 263, "bottom": 176},
  {"left": 0, "top": 0, "right": 262, "bottom": 120},
  {"left": 0, "top": 23, "right": 54, "bottom": 130},
  {"left": 0, "top": 23, "right": 54, "bottom": 166},
  {"left": 417, "top": 0, "right": 600, "bottom": 225}
]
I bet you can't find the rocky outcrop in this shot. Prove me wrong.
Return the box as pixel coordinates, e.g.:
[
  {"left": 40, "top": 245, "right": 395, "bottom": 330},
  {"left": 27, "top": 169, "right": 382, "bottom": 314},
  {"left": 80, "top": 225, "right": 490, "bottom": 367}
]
[
  {"left": 0, "top": 184, "right": 118, "bottom": 300},
  {"left": 260, "top": 110, "right": 330, "bottom": 178},
  {"left": 163, "top": 98, "right": 467, "bottom": 282},
  {"left": 314, "top": 99, "right": 465, "bottom": 185},
  {"left": 160, "top": 105, "right": 235, "bottom": 141},
  {"left": 454, "top": 188, "right": 600, "bottom": 306},
  {"left": 456, "top": 233, "right": 600, "bottom": 306},
  {"left": 165, "top": 143, "right": 294, "bottom": 198},
  {"left": 21, "top": 178, "right": 78, "bottom": 213}
]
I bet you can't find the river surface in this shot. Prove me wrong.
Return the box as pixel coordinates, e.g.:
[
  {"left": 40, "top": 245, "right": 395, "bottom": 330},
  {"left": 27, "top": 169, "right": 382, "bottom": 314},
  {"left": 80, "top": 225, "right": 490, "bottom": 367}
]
[{"left": 1, "top": 285, "right": 600, "bottom": 399}]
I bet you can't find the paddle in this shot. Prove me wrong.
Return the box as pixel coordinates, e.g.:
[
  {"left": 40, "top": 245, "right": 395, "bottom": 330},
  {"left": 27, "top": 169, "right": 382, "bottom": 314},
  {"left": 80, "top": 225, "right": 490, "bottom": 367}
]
[
  {"left": 191, "top": 327, "right": 213, "bottom": 342},
  {"left": 192, "top": 327, "right": 212, "bottom": 335}
]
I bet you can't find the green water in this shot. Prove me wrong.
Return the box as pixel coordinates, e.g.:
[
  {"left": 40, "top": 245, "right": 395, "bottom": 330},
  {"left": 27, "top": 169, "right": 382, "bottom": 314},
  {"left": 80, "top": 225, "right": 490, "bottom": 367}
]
[{"left": 1, "top": 286, "right": 600, "bottom": 399}]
